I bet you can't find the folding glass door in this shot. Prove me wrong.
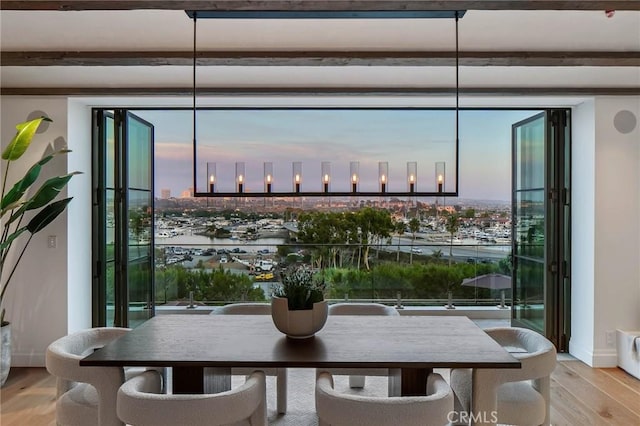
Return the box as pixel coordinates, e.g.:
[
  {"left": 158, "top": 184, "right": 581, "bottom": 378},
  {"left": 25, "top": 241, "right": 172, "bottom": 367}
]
[
  {"left": 512, "top": 110, "right": 570, "bottom": 350},
  {"left": 93, "top": 110, "right": 155, "bottom": 327}
]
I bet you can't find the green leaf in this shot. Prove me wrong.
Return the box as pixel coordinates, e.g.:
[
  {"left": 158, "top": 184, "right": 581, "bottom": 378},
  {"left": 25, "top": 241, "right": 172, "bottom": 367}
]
[
  {"left": 26, "top": 197, "right": 72, "bottom": 234},
  {"left": 25, "top": 172, "right": 81, "bottom": 211},
  {"left": 0, "top": 227, "right": 27, "bottom": 252},
  {"left": 1, "top": 164, "right": 42, "bottom": 213},
  {"left": 1, "top": 117, "right": 51, "bottom": 161},
  {"left": 6, "top": 204, "right": 27, "bottom": 225},
  {"left": 1, "top": 148, "right": 73, "bottom": 215}
]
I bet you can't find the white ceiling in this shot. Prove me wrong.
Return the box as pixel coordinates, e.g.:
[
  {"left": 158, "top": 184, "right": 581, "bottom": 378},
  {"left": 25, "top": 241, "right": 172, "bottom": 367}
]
[{"left": 1, "top": 9, "right": 639, "bottom": 91}]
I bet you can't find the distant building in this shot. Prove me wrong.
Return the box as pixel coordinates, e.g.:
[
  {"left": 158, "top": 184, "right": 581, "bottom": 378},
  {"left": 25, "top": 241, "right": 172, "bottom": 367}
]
[
  {"left": 160, "top": 188, "right": 171, "bottom": 199},
  {"left": 180, "top": 187, "right": 194, "bottom": 198}
]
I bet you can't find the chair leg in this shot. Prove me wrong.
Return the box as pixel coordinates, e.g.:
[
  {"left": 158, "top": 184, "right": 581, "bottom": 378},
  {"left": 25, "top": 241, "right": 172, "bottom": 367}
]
[
  {"left": 534, "top": 376, "right": 551, "bottom": 426},
  {"left": 251, "top": 375, "right": 268, "bottom": 426},
  {"left": 349, "top": 375, "right": 365, "bottom": 388},
  {"left": 388, "top": 369, "right": 401, "bottom": 396},
  {"left": 276, "top": 368, "right": 287, "bottom": 414}
]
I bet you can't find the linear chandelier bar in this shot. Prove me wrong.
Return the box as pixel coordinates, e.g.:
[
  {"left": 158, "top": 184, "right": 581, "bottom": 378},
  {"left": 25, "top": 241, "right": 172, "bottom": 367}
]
[
  {"left": 194, "top": 191, "right": 459, "bottom": 198},
  {"left": 185, "top": 10, "right": 466, "bottom": 19},
  {"left": 187, "top": 10, "right": 463, "bottom": 199}
]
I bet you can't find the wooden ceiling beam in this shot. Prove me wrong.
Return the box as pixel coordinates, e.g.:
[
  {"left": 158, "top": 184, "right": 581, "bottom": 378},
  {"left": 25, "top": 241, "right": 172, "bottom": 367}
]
[
  {"left": 4, "top": 51, "right": 639, "bottom": 67},
  {"left": 2, "top": 86, "right": 638, "bottom": 96},
  {"left": 1, "top": 1, "right": 639, "bottom": 11}
]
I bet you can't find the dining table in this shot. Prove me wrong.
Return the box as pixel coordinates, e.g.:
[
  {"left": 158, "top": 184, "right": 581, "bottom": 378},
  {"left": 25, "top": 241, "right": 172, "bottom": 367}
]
[{"left": 81, "top": 314, "right": 520, "bottom": 425}]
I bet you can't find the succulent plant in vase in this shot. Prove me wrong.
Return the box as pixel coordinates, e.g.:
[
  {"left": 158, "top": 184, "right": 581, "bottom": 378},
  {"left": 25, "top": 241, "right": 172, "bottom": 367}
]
[
  {"left": 271, "top": 266, "right": 327, "bottom": 339},
  {"left": 274, "top": 266, "right": 325, "bottom": 310}
]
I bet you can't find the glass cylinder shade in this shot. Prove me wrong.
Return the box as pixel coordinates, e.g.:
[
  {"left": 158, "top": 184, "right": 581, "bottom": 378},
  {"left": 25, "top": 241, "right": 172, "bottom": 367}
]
[
  {"left": 379, "top": 162, "right": 388, "bottom": 193},
  {"left": 236, "top": 162, "right": 245, "bottom": 193},
  {"left": 350, "top": 161, "right": 359, "bottom": 193},
  {"left": 207, "top": 162, "right": 216, "bottom": 194},
  {"left": 264, "top": 162, "right": 273, "bottom": 193},
  {"left": 321, "top": 162, "right": 331, "bottom": 193},
  {"left": 407, "top": 162, "right": 417, "bottom": 193},
  {"left": 435, "top": 162, "right": 446, "bottom": 193},
  {"left": 292, "top": 162, "right": 302, "bottom": 193}
]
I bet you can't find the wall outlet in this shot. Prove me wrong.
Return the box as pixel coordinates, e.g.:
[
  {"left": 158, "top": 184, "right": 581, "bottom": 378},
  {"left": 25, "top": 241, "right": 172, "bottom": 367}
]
[
  {"left": 606, "top": 330, "right": 615, "bottom": 347},
  {"left": 47, "top": 235, "right": 57, "bottom": 248}
]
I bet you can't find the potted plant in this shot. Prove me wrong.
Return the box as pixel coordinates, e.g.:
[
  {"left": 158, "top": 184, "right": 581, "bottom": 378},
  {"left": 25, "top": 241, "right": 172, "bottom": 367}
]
[
  {"left": 271, "top": 266, "right": 328, "bottom": 339},
  {"left": 0, "top": 117, "right": 78, "bottom": 386}
]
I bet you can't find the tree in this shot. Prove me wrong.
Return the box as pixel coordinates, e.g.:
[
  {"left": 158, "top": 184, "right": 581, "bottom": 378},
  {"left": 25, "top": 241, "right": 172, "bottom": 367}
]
[
  {"left": 298, "top": 211, "right": 353, "bottom": 270},
  {"left": 394, "top": 220, "right": 405, "bottom": 262},
  {"left": 445, "top": 213, "right": 460, "bottom": 266},
  {"left": 408, "top": 217, "right": 420, "bottom": 265},
  {"left": 463, "top": 208, "right": 476, "bottom": 219},
  {"left": 354, "top": 208, "right": 394, "bottom": 271}
]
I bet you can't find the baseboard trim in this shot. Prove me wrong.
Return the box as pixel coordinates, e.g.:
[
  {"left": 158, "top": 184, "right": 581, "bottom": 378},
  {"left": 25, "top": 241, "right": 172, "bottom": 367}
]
[
  {"left": 569, "top": 342, "right": 617, "bottom": 367},
  {"left": 591, "top": 349, "right": 618, "bottom": 368},
  {"left": 12, "top": 352, "right": 45, "bottom": 367}
]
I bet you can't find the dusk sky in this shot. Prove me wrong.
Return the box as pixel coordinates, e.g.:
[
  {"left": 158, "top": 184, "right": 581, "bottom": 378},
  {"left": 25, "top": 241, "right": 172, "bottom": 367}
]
[{"left": 132, "top": 108, "right": 540, "bottom": 201}]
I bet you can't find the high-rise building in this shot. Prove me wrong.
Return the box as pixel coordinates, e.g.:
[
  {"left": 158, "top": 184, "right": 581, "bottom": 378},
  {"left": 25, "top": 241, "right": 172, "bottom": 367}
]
[
  {"left": 160, "top": 188, "right": 171, "bottom": 199},
  {"left": 180, "top": 187, "right": 194, "bottom": 198}
]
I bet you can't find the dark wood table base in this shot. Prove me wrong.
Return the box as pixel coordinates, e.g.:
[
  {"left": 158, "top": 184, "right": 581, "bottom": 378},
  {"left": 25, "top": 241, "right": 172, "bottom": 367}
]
[
  {"left": 174, "top": 366, "right": 432, "bottom": 396},
  {"left": 173, "top": 366, "right": 204, "bottom": 394}
]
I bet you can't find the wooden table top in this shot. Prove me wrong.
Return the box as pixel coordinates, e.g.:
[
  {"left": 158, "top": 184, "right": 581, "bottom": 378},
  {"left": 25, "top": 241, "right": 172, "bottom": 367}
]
[{"left": 81, "top": 314, "right": 520, "bottom": 370}]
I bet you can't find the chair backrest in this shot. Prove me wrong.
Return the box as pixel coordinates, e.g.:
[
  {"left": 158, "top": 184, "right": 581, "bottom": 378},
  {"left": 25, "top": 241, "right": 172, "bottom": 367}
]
[
  {"left": 316, "top": 371, "right": 453, "bottom": 426},
  {"left": 484, "top": 327, "right": 557, "bottom": 382},
  {"left": 117, "top": 370, "right": 267, "bottom": 426},
  {"left": 211, "top": 303, "right": 271, "bottom": 315},
  {"left": 329, "top": 303, "right": 399, "bottom": 316},
  {"left": 46, "top": 327, "right": 131, "bottom": 426}
]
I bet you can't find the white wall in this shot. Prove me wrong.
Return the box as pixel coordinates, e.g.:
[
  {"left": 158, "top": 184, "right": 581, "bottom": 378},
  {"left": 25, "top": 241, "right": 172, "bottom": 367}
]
[
  {"left": 66, "top": 100, "right": 93, "bottom": 333},
  {"left": 569, "top": 100, "right": 596, "bottom": 363},
  {"left": 571, "top": 96, "right": 640, "bottom": 367},
  {"left": 0, "top": 97, "right": 77, "bottom": 366}
]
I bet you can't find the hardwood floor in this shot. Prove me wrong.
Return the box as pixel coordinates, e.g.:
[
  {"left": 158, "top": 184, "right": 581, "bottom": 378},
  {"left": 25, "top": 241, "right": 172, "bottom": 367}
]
[
  {"left": 2, "top": 361, "right": 640, "bottom": 425},
  {"left": 0, "top": 367, "right": 56, "bottom": 426}
]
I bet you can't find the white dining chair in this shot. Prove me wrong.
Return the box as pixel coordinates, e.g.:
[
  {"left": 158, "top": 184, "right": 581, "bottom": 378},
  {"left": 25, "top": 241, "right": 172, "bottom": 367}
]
[
  {"left": 46, "top": 327, "right": 161, "bottom": 426},
  {"left": 118, "top": 370, "right": 267, "bottom": 426},
  {"left": 327, "top": 303, "right": 400, "bottom": 391},
  {"left": 212, "top": 303, "right": 273, "bottom": 316},
  {"left": 450, "top": 327, "right": 557, "bottom": 426},
  {"left": 316, "top": 371, "right": 453, "bottom": 426},
  {"left": 210, "top": 302, "right": 287, "bottom": 414}
]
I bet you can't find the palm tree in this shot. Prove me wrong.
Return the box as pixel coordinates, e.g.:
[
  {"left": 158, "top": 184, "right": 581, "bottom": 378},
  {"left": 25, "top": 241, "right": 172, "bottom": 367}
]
[
  {"left": 394, "top": 221, "right": 405, "bottom": 262},
  {"left": 445, "top": 213, "right": 460, "bottom": 266},
  {"left": 408, "top": 217, "right": 420, "bottom": 265}
]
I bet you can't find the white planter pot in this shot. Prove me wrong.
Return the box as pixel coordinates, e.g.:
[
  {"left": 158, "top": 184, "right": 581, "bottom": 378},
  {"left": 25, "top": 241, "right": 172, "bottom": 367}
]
[
  {"left": 271, "top": 297, "right": 328, "bottom": 339},
  {"left": 1, "top": 323, "right": 11, "bottom": 387},
  {"left": 616, "top": 329, "right": 640, "bottom": 380}
]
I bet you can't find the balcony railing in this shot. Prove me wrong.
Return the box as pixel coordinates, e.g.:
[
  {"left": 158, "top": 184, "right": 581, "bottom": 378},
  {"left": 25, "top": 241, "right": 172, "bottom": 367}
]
[{"left": 150, "top": 241, "right": 513, "bottom": 308}]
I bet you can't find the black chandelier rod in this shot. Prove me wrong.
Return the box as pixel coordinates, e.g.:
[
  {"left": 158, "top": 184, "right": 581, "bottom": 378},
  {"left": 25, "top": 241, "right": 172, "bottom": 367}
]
[
  {"left": 192, "top": 11, "right": 198, "bottom": 197},
  {"left": 455, "top": 11, "right": 460, "bottom": 198}
]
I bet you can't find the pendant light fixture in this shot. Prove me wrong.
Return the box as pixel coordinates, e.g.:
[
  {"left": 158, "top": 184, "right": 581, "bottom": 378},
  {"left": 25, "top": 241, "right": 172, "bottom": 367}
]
[{"left": 188, "top": 8, "right": 463, "bottom": 198}]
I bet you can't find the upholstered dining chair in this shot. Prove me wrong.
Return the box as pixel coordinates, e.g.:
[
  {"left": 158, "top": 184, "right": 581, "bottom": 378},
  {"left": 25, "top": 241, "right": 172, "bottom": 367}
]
[
  {"left": 316, "top": 371, "right": 453, "bottom": 426},
  {"left": 450, "top": 327, "right": 557, "bottom": 426},
  {"left": 118, "top": 370, "right": 267, "bottom": 426},
  {"left": 46, "top": 327, "right": 159, "bottom": 426},
  {"left": 327, "top": 302, "right": 400, "bottom": 391},
  {"left": 210, "top": 302, "right": 287, "bottom": 414}
]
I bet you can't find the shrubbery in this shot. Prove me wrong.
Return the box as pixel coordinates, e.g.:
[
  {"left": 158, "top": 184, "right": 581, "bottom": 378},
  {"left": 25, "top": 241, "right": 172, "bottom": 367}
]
[
  {"left": 155, "top": 265, "right": 265, "bottom": 304},
  {"left": 324, "top": 262, "right": 498, "bottom": 301}
]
